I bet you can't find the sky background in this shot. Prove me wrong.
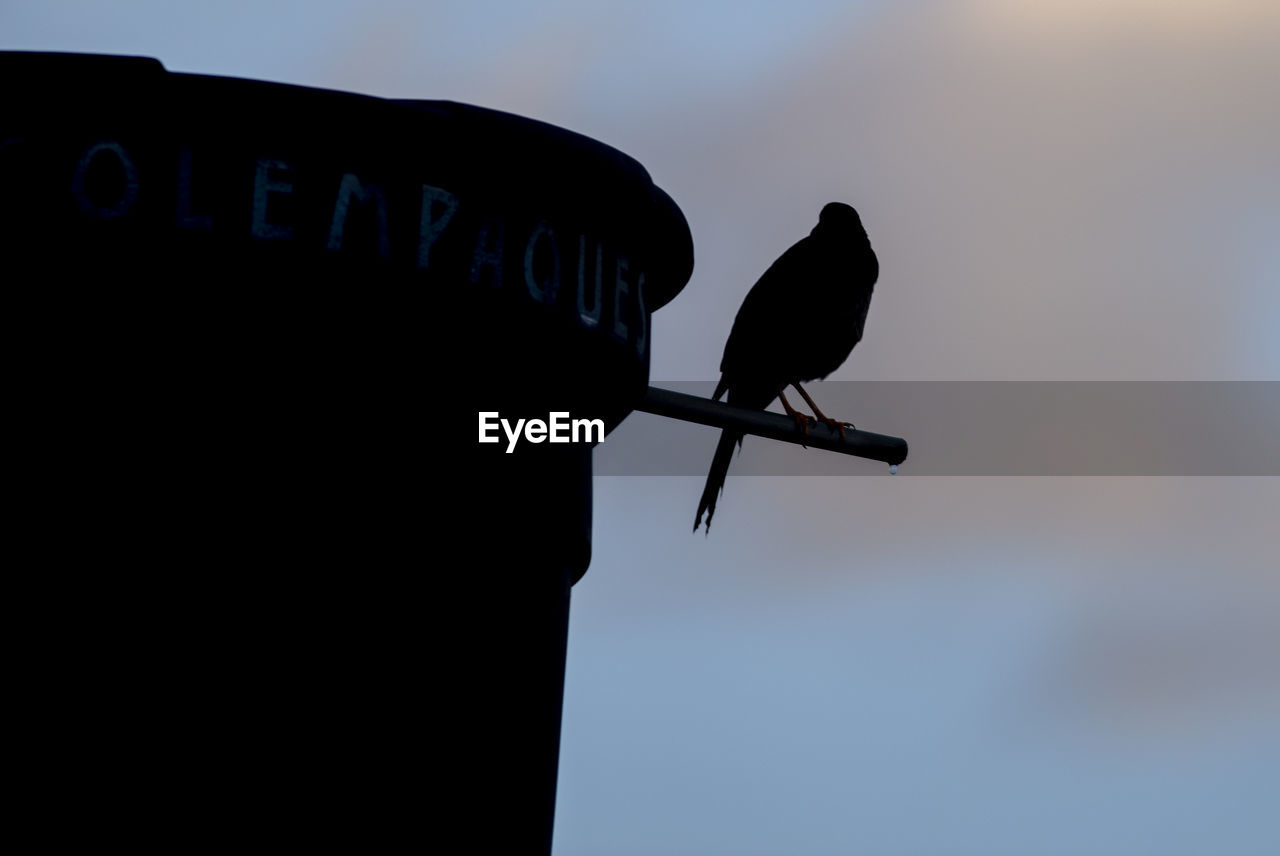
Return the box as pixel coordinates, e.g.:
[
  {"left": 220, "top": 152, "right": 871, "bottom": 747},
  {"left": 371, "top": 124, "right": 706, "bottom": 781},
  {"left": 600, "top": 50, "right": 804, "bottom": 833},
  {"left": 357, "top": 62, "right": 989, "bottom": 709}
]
[{"left": 5, "top": 2, "right": 1277, "bottom": 853}]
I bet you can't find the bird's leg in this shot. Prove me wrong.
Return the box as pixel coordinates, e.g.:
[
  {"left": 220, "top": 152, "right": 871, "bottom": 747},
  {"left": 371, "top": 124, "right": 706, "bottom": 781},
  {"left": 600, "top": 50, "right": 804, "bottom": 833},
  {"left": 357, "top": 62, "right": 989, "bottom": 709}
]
[
  {"left": 776, "top": 386, "right": 815, "bottom": 438},
  {"left": 792, "top": 383, "right": 856, "bottom": 440}
]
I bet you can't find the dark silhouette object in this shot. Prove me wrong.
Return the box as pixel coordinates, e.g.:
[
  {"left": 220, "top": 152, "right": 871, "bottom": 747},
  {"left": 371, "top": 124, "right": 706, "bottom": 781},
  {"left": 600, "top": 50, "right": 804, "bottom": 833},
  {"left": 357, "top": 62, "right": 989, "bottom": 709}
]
[
  {"left": 2, "top": 51, "right": 693, "bottom": 855},
  {"left": 695, "top": 202, "right": 878, "bottom": 533}
]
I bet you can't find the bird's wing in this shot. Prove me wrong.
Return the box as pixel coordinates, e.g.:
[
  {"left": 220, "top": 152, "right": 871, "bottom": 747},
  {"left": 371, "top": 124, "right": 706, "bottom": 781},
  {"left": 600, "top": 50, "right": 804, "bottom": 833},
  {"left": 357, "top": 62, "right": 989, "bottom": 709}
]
[
  {"left": 846, "top": 277, "right": 875, "bottom": 348},
  {"left": 718, "top": 238, "right": 814, "bottom": 378}
]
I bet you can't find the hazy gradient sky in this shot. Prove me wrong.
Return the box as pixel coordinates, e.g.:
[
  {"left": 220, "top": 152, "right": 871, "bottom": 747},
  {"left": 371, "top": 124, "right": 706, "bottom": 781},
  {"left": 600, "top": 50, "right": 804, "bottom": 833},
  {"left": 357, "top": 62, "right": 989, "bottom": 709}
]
[{"left": 6, "top": 3, "right": 1277, "bottom": 854}]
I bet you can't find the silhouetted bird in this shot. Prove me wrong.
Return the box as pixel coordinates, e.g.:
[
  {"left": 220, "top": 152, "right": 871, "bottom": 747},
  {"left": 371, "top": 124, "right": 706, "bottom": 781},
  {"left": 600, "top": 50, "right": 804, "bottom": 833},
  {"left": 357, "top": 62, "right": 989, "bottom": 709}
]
[{"left": 694, "top": 202, "right": 878, "bottom": 533}]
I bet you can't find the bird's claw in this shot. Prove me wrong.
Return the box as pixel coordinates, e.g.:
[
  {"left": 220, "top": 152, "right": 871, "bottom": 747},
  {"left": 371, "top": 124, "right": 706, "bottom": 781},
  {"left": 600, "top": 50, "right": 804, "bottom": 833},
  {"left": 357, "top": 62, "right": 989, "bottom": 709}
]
[
  {"left": 820, "top": 418, "right": 856, "bottom": 441},
  {"left": 790, "top": 412, "right": 815, "bottom": 447}
]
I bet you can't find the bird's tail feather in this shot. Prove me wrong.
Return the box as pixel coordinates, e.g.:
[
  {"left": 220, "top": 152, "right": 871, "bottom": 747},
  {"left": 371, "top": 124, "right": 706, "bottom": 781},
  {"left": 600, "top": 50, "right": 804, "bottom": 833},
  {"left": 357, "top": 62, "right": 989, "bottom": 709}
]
[{"left": 694, "top": 429, "right": 741, "bottom": 534}]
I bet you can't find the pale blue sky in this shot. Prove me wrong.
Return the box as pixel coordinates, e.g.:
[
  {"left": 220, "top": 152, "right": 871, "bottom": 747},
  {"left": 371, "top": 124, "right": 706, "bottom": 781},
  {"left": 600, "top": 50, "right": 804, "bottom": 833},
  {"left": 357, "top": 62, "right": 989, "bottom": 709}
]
[{"left": 5, "top": 2, "right": 1277, "bottom": 853}]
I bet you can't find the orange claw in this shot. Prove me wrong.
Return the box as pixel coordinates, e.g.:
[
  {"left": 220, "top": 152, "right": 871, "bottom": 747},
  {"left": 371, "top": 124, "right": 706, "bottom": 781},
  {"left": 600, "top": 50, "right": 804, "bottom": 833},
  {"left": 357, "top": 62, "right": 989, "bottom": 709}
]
[
  {"left": 776, "top": 386, "right": 813, "bottom": 447},
  {"left": 820, "top": 418, "right": 856, "bottom": 441}
]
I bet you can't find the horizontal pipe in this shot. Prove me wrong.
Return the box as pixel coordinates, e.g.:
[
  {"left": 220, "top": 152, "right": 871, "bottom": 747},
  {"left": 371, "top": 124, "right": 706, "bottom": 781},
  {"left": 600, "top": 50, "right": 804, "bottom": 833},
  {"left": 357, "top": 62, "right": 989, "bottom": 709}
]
[{"left": 636, "top": 386, "right": 909, "bottom": 467}]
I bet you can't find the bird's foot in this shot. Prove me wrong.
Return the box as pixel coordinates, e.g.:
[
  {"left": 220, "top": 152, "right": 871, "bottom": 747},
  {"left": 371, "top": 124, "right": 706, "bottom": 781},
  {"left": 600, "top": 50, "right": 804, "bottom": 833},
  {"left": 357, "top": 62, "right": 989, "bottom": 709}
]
[
  {"left": 819, "top": 417, "right": 856, "bottom": 441},
  {"left": 790, "top": 412, "right": 815, "bottom": 445}
]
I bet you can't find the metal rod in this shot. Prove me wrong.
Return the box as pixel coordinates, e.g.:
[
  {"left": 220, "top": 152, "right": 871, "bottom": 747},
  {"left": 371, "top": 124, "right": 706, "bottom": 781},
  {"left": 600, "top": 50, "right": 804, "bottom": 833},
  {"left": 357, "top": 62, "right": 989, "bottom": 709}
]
[{"left": 636, "top": 386, "right": 909, "bottom": 467}]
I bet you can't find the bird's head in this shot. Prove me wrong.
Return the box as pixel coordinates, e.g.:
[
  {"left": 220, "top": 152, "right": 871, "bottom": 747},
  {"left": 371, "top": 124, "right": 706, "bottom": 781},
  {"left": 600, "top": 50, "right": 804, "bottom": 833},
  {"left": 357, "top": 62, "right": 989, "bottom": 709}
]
[
  {"left": 818, "top": 201, "right": 861, "bottom": 227},
  {"left": 813, "top": 202, "right": 866, "bottom": 240}
]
